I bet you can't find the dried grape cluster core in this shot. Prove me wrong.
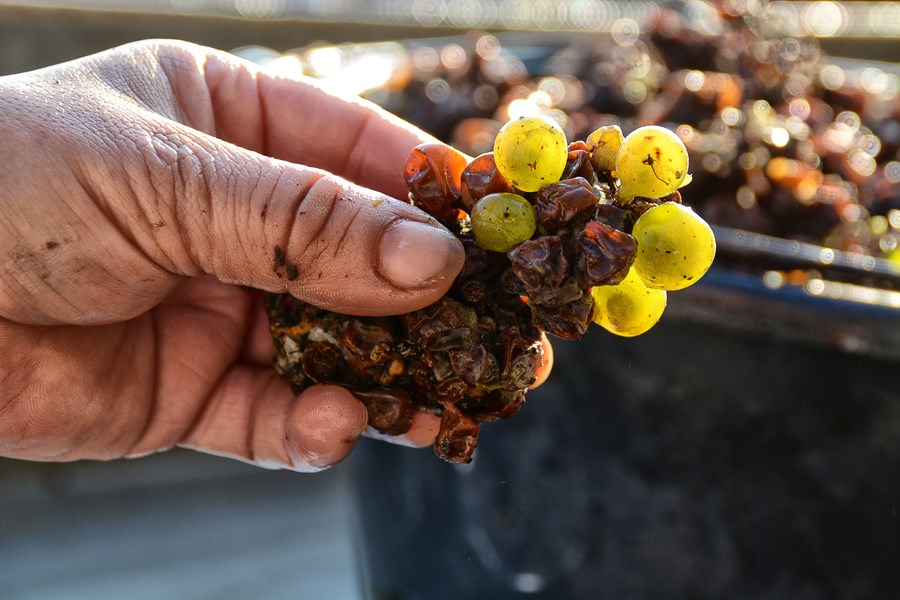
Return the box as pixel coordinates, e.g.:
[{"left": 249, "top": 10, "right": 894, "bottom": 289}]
[{"left": 265, "top": 117, "right": 715, "bottom": 463}]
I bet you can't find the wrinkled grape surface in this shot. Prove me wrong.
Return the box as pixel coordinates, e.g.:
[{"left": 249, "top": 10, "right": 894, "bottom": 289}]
[{"left": 267, "top": 125, "right": 709, "bottom": 463}]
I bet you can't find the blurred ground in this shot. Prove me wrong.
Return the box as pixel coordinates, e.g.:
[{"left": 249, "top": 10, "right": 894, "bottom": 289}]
[{"left": 0, "top": 451, "right": 363, "bottom": 600}]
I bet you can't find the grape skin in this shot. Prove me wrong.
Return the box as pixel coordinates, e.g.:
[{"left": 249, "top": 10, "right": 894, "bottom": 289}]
[
  {"left": 632, "top": 202, "right": 716, "bottom": 291},
  {"left": 616, "top": 125, "right": 689, "bottom": 199},
  {"left": 460, "top": 152, "right": 513, "bottom": 211},
  {"left": 586, "top": 124, "right": 624, "bottom": 172},
  {"left": 471, "top": 192, "right": 537, "bottom": 252},
  {"left": 493, "top": 116, "right": 568, "bottom": 193},
  {"left": 591, "top": 267, "right": 667, "bottom": 337}
]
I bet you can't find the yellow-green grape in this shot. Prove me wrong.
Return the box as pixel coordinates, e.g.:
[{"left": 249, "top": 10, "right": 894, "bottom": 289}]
[
  {"left": 586, "top": 124, "right": 624, "bottom": 172},
  {"left": 493, "top": 115, "right": 568, "bottom": 193},
  {"left": 616, "top": 125, "right": 689, "bottom": 199},
  {"left": 591, "top": 267, "right": 667, "bottom": 337},
  {"left": 471, "top": 192, "right": 537, "bottom": 252},
  {"left": 632, "top": 202, "right": 716, "bottom": 291}
]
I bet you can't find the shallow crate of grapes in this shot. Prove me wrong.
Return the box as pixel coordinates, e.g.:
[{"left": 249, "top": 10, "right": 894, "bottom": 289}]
[{"left": 250, "top": 5, "right": 900, "bottom": 598}]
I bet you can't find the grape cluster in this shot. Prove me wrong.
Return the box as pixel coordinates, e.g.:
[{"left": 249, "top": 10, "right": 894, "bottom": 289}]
[
  {"left": 266, "top": 116, "right": 715, "bottom": 463},
  {"left": 468, "top": 116, "right": 714, "bottom": 337}
]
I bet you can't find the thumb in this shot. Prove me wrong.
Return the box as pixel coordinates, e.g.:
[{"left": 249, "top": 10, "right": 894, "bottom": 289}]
[{"left": 131, "top": 124, "right": 465, "bottom": 316}]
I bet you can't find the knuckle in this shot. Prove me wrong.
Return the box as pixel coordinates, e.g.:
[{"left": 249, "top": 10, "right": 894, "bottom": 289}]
[
  {"left": 132, "top": 129, "right": 224, "bottom": 272},
  {"left": 286, "top": 176, "right": 364, "bottom": 271},
  {"left": 142, "top": 38, "right": 193, "bottom": 55},
  {"left": 144, "top": 130, "right": 208, "bottom": 191},
  {"left": 121, "top": 39, "right": 199, "bottom": 67}
]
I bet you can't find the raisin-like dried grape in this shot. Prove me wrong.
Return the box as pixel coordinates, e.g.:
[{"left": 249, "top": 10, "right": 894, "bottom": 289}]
[
  {"left": 404, "top": 143, "right": 468, "bottom": 218},
  {"left": 563, "top": 146, "right": 597, "bottom": 183},
  {"left": 460, "top": 152, "right": 514, "bottom": 211},
  {"left": 507, "top": 236, "right": 571, "bottom": 304},
  {"left": 531, "top": 294, "right": 595, "bottom": 340},
  {"left": 534, "top": 178, "right": 600, "bottom": 233},
  {"left": 575, "top": 220, "right": 638, "bottom": 287},
  {"left": 435, "top": 405, "right": 480, "bottom": 463},
  {"left": 355, "top": 388, "right": 415, "bottom": 436}
]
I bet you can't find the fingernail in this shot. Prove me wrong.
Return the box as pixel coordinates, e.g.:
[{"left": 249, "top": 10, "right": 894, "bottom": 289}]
[{"left": 378, "top": 220, "right": 464, "bottom": 289}]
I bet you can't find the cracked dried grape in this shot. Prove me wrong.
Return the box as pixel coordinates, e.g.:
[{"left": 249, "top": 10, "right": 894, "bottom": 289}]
[{"left": 586, "top": 124, "right": 625, "bottom": 172}]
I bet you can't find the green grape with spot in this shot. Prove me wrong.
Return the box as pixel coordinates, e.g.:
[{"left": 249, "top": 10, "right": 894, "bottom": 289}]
[
  {"left": 591, "top": 267, "right": 667, "bottom": 337},
  {"left": 632, "top": 202, "right": 716, "bottom": 291},
  {"left": 493, "top": 115, "right": 568, "bottom": 193},
  {"left": 616, "top": 125, "right": 689, "bottom": 199},
  {"left": 471, "top": 192, "right": 537, "bottom": 252}
]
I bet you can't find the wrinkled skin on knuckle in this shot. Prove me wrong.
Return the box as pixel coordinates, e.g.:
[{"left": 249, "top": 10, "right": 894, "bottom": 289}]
[
  {"left": 287, "top": 175, "right": 347, "bottom": 265},
  {"left": 282, "top": 176, "right": 392, "bottom": 306},
  {"left": 84, "top": 40, "right": 209, "bottom": 127},
  {"left": 135, "top": 128, "right": 210, "bottom": 272},
  {"left": 121, "top": 120, "right": 251, "bottom": 280},
  {"left": 20, "top": 41, "right": 222, "bottom": 280},
  {"left": 90, "top": 40, "right": 239, "bottom": 141},
  {"left": 135, "top": 128, "right": 271, "bottom": 283}
]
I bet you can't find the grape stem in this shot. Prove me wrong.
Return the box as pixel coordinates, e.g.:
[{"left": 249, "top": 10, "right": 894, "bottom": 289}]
[{"left": 642, "top": 154, "right": 669, "bottom": 185}]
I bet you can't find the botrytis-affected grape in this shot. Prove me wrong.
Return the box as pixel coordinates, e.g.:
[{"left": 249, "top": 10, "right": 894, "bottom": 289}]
[
  {"left": 631, "top": 202, "right": 716, "bottom": 290},
  {"left": 494, "top": 115, "right": 568, "bottom": 193},
  {"left": 616, "top": 125, "right": 690, "bottom": 199},
  {"left": 586, "top": 124, "right": 624, "bottom": 173},
  {"left": 267, "top": 110, "right": 717, "bottom": 465},
  {"left": 591, "top": 267, "right": 667, "bottom": 337}
]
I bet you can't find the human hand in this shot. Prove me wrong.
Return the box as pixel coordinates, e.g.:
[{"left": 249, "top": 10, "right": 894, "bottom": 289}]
[{"left": 0, "top": 40, "right": 488, "bottom": 470}]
